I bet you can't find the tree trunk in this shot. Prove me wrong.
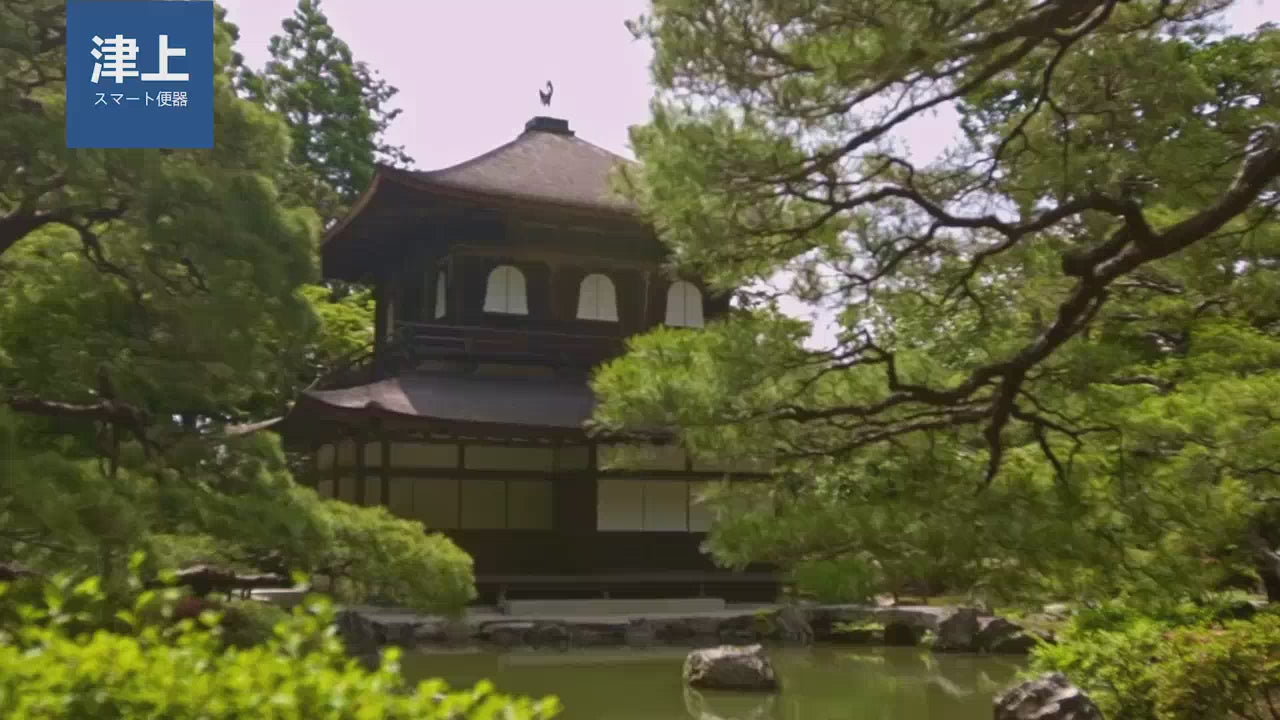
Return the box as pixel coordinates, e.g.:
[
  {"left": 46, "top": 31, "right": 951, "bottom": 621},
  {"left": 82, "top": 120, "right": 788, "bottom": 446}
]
[
  {"left": 1248, "top": 530, "right": 1280, "bottom": 602},
  {"left": 1259, "top": 556, "right": 1280, "bottom": 603}
]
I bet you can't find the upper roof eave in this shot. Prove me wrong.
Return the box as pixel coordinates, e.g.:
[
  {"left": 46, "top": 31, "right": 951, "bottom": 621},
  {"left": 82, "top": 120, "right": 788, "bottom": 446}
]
[{"left": 321, "top": 164, "right": 647, "bottom": 254}]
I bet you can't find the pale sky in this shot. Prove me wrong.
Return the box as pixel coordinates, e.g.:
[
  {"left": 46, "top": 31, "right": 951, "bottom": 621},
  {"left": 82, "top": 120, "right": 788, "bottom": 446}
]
[{"left": 221, "top": 0, "right": 1279, "bottom": 169}]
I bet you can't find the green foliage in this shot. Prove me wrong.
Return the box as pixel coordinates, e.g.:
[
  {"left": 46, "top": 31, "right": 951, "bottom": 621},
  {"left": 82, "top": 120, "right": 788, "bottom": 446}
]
[
  {"left": 218, "top": 598, "right": 292, "bottom": 649},
  {"left": 1153, "top": 613, "right": 1280, "bottom": 720},
  {"left": 297, "top": 494, "right": 475, "bottom": 613},
  {"left": 1031, "top": 613, "right": 1169, "bottom": 720},
  {"left": 138, "top": 483, "right": 476, "bottom": 615},
  {"left": 789, "top": 555, "right": 882, "bottom": 604},
  {"left": 293, "top": 283, "right": 375, "bottom": 386},
  {"left": 1, "top": 1, "right": 317, "bottom": 573},
  {"left": 1031, "top": 601, "right": 1279, "bottom": 720},
  {"left": 241, "top": 0, "right": 412, "bottom": 225},
  {"left": 599, "top": 0, "right": 1280, "bottom": 604},
  {"left": 0, "top": 2, "right": 451, "bottom": 613},
  {"left": 0, "top": 573, "right": 558, "bottom": 720}
]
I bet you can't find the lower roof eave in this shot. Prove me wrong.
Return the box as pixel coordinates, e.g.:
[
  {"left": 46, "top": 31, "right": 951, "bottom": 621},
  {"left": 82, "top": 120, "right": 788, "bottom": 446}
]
[{"left": 274, "top": 394, "right": 669, "bottom": 447}]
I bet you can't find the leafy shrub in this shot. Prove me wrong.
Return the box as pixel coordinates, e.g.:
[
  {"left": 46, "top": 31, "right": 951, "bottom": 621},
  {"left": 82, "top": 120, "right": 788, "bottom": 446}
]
[
  {"left": 1032, "top": 600, "right": 1279, "bottom": 720},
  {"left": 1031, "top": 613, "right": 1168, "bottom": 720},
  {"left": 147, "top": 492, "right": 478, "bottom": 614},
  {"left": 1152, "top": 613, "right": 1280, "bottom": 720},
  {"left": 788, "top": 554, "right": 883, "bottom": 603},
  {"left": 300, "top": 496, "right": 476, "bottom": 613},
  {"left": 218, "top": 598, "right": 291, "bottom": 648},
  {"left": 0, "top": 571, "right": 558, "bottom": 720}
]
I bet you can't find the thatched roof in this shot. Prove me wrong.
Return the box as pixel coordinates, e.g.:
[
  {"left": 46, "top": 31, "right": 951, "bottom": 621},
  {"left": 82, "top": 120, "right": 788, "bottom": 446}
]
[
  {"left": 321, "top": 116, "right": 644, "bottom": 281},
  {"left": 388, "top": 116, "right": 638, "bottom": 217}
]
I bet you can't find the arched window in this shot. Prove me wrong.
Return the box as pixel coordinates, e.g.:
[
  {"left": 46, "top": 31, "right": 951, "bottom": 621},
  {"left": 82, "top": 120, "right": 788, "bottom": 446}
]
[
  {"left": 483, "top": 265, "right": 528, "bottom": 315},
  {"left": 665, "top": 280, "right": 704, "bottom": 328},
  {"left": 433, "top": 270, "right": 447, "bottom": 319},
  {"left": 576, "top": 273, "right": 619, "bottom": 322}
]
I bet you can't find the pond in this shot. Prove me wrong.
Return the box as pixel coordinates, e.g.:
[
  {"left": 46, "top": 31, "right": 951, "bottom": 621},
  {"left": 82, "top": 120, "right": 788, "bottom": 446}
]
[{"left": 402, "top": 646, "right": 1024, "bottom": 720}]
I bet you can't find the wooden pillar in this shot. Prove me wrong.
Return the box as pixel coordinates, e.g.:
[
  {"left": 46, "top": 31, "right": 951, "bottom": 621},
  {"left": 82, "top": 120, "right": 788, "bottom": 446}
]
[
  {"left": 308, "top": 444, "right": 320, "bottom": 489},
  {"left": 380, "top": 439, "right": 391, "bottom": 509},
  {"left": 640, "top": 269, "right": 653, "bottom": 329},
  {"left": 330, "top": 440, "right": 340, "bottom": 498},
  {"left": 449, "top": 254, "right": 462, "bottom": 325},
  {"left": 372, "top": 281, "right": 386, "bottom": 377},
  {"left": 355, "top": 435, "right": 367, "bottom": 506},
  {"left": 547, "top": 259, "right": 565, "bottom": 323}
]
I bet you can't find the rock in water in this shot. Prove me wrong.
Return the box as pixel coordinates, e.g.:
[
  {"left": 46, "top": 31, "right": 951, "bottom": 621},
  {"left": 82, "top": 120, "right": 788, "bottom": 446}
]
[
  {"left": 932, "top": 607, "right": 981, "bottom": 652},
  {"left": 976, "top": 616, "right": 1040, "bottom": 655},
  {"left": 994, "top": 673, "right": 1104, "bottom": 720},
  {"left": 683, "top": 644, "right": 780, "bottom": 692}
]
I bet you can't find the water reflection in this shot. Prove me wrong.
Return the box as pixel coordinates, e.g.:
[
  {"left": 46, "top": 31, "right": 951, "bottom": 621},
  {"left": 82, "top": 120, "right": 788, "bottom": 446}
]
[{"left": 401, "top": 646, "right": 1022, "bottom": 720}]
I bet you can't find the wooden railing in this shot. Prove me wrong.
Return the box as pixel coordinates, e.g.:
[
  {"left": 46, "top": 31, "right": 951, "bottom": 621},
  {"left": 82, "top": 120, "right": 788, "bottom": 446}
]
[{"left": 386, "top": 321, "right": 627, "bottom": 369}]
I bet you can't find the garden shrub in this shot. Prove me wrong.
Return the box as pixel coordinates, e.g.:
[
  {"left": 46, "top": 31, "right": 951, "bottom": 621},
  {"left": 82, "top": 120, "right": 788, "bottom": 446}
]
[
  {"left": 1031, "top": 612, "right": 1168, "bottom": 720},
  {"left": 218, "top": 598, "right": 292, "bottom": 648},
  {"left": 0, "top": 570, "right": 557, "bottom": 720},
  {"left": 1032, "top": 599, "right": 1278, "bottom": 720},
  {"left": 1152, "top": 612, "right": 1280, "bottom": 720}
]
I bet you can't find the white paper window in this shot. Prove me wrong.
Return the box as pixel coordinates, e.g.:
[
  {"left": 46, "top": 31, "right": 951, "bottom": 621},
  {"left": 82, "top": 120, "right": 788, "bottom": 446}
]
[
  {"left": 414, "top": 477, "right": 460, "bottom": 529},
  {"left": 363, "top": 442, "right": 382, "bottom": 467},
  {"left": 335, "top": 438, "right": 357, "bottom": 467},
  {"left": 461, "top": 479, "right": 507, "bottom": 529},
  {"left": 665, "top": 280, "right": 704, "bottom": 328},
  {"left": 597, "top": 478, "right": 644, "bottom": 531},
  {"left": 363, "top": 477, "right": 382, "bottom": 506},
  {"left": 316, "top": 478, "right": 334, "bottom": 499},
  {"left": 389, "top": 442, "right": 458, "bottom": 468},
  {"left": 483, "top": 265, "right": 528, "bottom": 315},
  {"left": 688, "top": 481, "right": 714, "bottom": 532},
  {"left": 387, "top": 478, "right": 415, "bottom": 520},
  {"left": 507, "top": 480, "right": 554, "bottom": 530},
  {"left": 576, "top": 273, "right": 619, "bottom": 322},
  {"left": 596, "top": 479, "right": 710, "bottom": 532},
  {"left": 316, "top": 444, "right": 335, "bottom": 470},
  {"left": 337, "top": 476, "right": 358, "bottom": 503},
  {"left": 643, "top": 480, "right": 689, "bottom": 531},
  {"left": 465, "top": 445, "right": 555, "bottom": 472},
  {"left": 434, "top": 271, "right": 447, "bottom": 319}
]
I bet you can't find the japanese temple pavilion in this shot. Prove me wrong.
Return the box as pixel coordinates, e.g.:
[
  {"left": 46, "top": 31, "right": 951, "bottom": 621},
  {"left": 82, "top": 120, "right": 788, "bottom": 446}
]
[{"left": 274, "top": 115, "right": 778, "bottom": 603}]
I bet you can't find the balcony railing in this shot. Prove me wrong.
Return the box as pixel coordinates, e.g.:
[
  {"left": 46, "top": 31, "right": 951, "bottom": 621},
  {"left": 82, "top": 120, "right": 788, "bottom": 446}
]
[{"left": 385, "top": 321, "right": 627, "bottom": 370}]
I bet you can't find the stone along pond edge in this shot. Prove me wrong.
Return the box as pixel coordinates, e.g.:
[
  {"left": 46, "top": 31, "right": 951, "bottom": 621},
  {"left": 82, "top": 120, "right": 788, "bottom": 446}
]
[{"left": 336, "top": 603, "right": 1054, "bottom": 656}]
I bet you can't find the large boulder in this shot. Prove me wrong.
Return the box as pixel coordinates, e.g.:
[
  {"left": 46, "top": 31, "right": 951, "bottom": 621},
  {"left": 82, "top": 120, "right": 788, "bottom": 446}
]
[
  {"left": 994, "top": 673, "right": 1104, "bottom": 720},
  {"left": 771, "top": 605, "right": 814, "bottom": 645},
  {"left": 481, "top": 620, "right": 534, "bottom": 647},
  {"left": 976, "top": 617, "right": 1039, "bottom": 655},
  {"left": 683, "top": 644, "right": 780, "bottom": 692},
  {"left": 932, "top": 607, "right": 981, "bottom": 652},
  {"left": 883, "top": 622, "right": 924, "bottom": 645},
  {"left": 334, "top": 609, "right": 382, "bottom": 655}
]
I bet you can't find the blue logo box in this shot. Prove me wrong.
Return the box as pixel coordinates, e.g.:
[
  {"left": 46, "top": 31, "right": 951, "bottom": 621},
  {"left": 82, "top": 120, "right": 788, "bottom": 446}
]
[{"left": 66, "top": 0, "right": 214, "bottom": 149}]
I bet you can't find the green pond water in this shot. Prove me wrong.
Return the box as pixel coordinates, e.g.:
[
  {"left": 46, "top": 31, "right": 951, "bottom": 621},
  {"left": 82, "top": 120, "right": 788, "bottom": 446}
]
[{"left": 402, "top": 646, "right": 1023, "bottom": 720}]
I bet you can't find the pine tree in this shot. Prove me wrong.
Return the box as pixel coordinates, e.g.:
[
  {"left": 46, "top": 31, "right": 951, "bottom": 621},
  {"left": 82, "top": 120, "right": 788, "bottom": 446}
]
[
  {"left": 242, "top": 0, "right": 412, "bottom": 226},
  {"left": 596, "top": 1, "right": 1280, "bottom": 604}
]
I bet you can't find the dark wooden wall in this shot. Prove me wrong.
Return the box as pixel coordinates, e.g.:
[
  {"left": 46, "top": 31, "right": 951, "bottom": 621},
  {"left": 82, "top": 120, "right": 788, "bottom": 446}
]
[
  {"left": 447, "top": 530, "right": 714, "bottom": 575},
  {"left": 374, "top": 213, "right": 726, "bottom": 337}
]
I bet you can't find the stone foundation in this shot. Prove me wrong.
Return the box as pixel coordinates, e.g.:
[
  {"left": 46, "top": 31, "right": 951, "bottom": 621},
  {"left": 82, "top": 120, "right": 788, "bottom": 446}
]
[{"left": 336, "top": 603, "right": 1051, "bottom": 655}]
